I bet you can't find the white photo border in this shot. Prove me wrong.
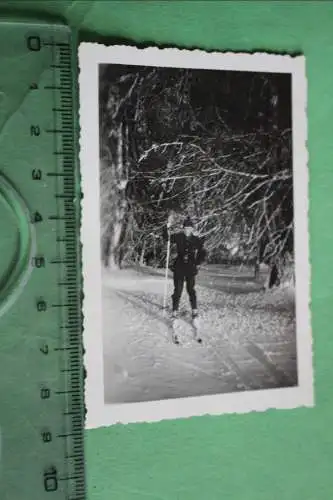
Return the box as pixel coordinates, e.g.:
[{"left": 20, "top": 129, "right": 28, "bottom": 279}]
[{"left": 79, "top": 43, "right": 313, "bottom": 429}]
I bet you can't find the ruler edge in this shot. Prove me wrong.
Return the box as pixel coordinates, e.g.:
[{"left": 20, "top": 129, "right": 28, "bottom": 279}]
[{"left": 0, "top": 19, "right": 86, "bottom": 500}]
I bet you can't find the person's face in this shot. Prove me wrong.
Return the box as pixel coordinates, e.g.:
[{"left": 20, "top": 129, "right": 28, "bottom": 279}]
[{"left": 184, "top": 226, "right": 193, "bottom": 237}]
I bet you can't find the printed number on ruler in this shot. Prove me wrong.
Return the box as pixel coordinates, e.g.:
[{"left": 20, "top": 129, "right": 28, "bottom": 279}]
[{"left": 24, "top": 28, "right": 84, "bottom": 500}]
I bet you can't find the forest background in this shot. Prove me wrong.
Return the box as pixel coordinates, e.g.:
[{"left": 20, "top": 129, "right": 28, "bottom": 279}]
[{"left": 99, "top": 64, "right": 293, "bottom": 284}]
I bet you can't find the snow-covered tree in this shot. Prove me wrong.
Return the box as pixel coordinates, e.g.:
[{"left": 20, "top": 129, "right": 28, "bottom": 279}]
[{"left": 99, "top": 64, "right": 293, "bottom": 284}]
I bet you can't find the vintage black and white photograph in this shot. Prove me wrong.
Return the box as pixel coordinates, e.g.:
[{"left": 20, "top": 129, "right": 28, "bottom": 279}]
[{"left": 79, "top": 45, "right": 313, "bottom": 428}]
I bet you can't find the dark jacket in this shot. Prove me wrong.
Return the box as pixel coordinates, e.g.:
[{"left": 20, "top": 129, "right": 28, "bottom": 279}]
[{"left": 162, "top": 226, "right": 207, "bottom": 275}]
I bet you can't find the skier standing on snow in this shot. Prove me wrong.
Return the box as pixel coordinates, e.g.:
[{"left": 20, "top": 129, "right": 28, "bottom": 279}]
[{"left": 163, "top": 214, "right": 207, "bottom": 324}]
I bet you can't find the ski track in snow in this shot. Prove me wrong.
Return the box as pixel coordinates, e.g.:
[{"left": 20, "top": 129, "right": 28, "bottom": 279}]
[{"left": 102, "top": 266, "right": 297, "bottom": 405}]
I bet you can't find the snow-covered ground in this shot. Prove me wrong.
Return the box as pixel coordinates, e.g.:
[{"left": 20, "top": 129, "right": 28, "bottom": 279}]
[{"left": 102, "top": 265, "right": 297, "bottom": 405}]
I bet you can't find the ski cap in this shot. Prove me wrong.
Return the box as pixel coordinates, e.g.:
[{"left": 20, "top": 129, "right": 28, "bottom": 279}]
[{"left": 183, "top": 216, "right": 194, "bottom": 228}]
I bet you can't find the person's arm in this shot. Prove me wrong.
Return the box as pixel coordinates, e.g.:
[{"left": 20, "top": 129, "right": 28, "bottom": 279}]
[{"left": 195, "top": 237, "right": 207, "bottom": 266}]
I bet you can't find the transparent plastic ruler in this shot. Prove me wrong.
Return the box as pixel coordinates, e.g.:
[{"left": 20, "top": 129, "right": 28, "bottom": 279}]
[{"left": 0, "top": 19, "right": 85, "bottom": 500}]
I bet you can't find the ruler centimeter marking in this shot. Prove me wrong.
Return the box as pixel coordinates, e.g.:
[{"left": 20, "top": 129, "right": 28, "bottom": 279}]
[
  {"left": 49, "top": 39, "right": 85, "bottom": 500},
  {"left": 0, "top": 21, "right": 85, "bottom": 500},
  {"left": 31, "top": 29, "right": 85, "bottom": 500}
]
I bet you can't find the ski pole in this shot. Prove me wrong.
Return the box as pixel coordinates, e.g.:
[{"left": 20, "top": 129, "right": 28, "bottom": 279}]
[{"left": 163, "top": 232, "right": 171, "bottom": 315}]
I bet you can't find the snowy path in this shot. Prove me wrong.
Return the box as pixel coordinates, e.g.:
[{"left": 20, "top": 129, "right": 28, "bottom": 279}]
[{"left": 102, "top": 266, "right": 297, "bottom": 404}]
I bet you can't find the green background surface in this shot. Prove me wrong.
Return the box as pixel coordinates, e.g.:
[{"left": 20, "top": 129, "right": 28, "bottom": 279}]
[{"left": 1, "top": 1, "right": 333, "bottom": 499}]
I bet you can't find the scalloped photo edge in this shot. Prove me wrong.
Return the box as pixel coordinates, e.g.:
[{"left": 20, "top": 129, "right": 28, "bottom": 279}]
[{"left": 79, "top": 43, "right": 313, "bottom": 429}]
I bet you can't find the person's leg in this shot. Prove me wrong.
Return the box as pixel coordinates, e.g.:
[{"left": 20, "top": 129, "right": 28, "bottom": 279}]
[
  {"left": 172, "top": 273, "right": 184, "bottom": 314},
  {"left": 186, "top": 274, "right": 197, "bottom": 315}
]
